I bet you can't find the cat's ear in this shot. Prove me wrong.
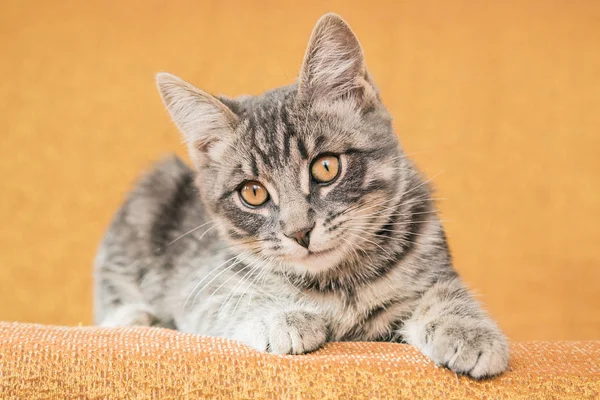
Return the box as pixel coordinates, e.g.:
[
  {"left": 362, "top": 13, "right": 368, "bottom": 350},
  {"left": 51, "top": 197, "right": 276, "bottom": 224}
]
[
  {"left": 298, "top": 13, "right": 377, "bottom": 106},
  {"left": 156, "top": 72, "right": 238, "bottom": 162}
]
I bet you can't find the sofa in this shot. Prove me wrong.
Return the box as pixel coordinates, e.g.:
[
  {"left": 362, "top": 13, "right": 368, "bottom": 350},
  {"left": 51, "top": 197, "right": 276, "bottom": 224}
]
[{"left": 1, "top": 322, "right": 598, "bottom": 399}]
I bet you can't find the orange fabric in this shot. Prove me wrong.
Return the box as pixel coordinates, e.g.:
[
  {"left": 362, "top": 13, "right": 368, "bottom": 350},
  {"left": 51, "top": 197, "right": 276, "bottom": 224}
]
[
  {"left": 0, "top": 323, "right": 598, "bottom": 399},
  {"left": 1, "top": 1, "right": 600, "bottom": 341}
]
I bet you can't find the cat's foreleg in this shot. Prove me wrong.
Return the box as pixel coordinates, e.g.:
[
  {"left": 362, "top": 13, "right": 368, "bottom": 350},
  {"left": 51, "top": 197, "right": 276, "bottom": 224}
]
[
  {"left": 401, "top": 276, "right": 509, "bottom": 379},
  {"left": 230, "top": 301, "right": 329, "bottom": 355},
  {"left": 94, "top": 266, "right": 157, "bottom": 328}
]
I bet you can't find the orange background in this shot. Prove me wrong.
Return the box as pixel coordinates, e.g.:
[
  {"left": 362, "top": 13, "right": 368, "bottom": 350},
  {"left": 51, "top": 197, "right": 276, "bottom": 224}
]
[{"left": 1, "top": 0, "right": 598, "bottom": 340}]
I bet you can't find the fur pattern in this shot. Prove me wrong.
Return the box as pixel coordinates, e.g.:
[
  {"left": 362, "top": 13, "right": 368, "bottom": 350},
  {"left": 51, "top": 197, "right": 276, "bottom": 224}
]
[{"left": 94, "top": 13, "right": 508, "bottom": 379}]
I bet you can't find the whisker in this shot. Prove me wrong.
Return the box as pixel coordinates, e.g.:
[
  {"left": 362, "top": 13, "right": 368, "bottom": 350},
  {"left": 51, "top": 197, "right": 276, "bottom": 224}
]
[
  {"left": 342, "top": 197, "right": 446, "bottom": 222},
  {"left": 217, "top": 255, "right": 271, "bottom": 318},
  {"left": 204, "top": 256, "right": 263, "bottom": 308},
  {"left": 230, "top": 257, "right": 273, "bottom": 318},
  {"left": 344, "top": 227, "right": 446, "bottom": 249},
  {"left": 182, "top": 252, "right": 243, "bottom": 312},
  {"left": 241, "top": 258, "right": 275, "bottom": 317},
  {"left": 346, "top": 231, "right": 391, "bottom": 257},
  {"left": 356, "top": 219, "right": 451, "bottom": 227},
  {"left": 168, "top": 220, "right": 216, "bottom": 246},
  {"left": 339, "top": 193, "right": 402, "bottom": 217},
  {"left": 346, "top": 226, "right": 443, "bottom": 239},
  {"left": 217, "top": 262, "right": 259, "bottom": 318},
  {"left": 401, "top": 169, "right": 445, "bottom": 199},
  {"left": 196, "top": 223, "right": 221, "bottom": 242},
  {"left": 387, "top": 148, "right": 437, "bottom": 161},
  {"left": 344, "top": 210, "right": 440, "bottom": 222},
  {"left": 187, "top": 252, "right": 253, "bottom": 311},
  {"left": 339, "top": 191, "right": 440, "bottom": 222},
  {"left": 339, "top": 236, "right": 371, "bottom": 265},
  {"left": 280, "top": 269, "right": 304, "bottom": 295}
]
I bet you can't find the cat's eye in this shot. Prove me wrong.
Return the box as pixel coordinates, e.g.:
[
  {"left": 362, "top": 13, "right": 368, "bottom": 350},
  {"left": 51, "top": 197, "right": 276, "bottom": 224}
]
[
  {"left": 239, "top": 181, "right": 269, "bottom": 207},
  {"left": 311, "top": 155, "right": 340, "bottom": 184}
]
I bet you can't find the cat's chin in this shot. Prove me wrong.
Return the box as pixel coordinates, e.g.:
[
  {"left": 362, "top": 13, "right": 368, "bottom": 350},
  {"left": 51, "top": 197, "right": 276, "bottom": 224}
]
[{"left": 286, "top": 247, "right": 346, "bottom": 274}]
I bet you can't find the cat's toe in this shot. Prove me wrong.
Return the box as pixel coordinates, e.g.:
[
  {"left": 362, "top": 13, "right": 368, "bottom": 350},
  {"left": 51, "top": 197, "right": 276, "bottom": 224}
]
[
  {"left": 464, "top": 343, "right": 509, "bottom": 379},
  {"left": 422, "top": 317, "right": 509, "bottom": 379},
  {"left": 267, "top": 310, "right": 327, "bottom": 355},
  {"left": 233, "top": 310, "right": 327, "bottom": 355}
]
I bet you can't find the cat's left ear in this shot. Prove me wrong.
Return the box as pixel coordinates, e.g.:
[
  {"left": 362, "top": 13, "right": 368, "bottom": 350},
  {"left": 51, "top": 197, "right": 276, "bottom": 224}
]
[
  {"left": 298, "top": 13, "right": 378, "bottom": 106},
  {"left": 156, "top": 72, "right": 238, "bottom": 165}
]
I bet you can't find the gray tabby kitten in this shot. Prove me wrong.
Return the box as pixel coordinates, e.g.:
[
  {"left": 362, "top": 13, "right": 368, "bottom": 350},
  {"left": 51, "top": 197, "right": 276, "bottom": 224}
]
[{"left": 94, "top": 13, "right": 509, "bottom": 379}]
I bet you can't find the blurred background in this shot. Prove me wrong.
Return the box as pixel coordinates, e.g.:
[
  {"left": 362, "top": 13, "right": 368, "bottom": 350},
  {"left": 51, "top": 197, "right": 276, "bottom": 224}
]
[{"left": 1, "top": 0, "right": 599, "bottom": 341}]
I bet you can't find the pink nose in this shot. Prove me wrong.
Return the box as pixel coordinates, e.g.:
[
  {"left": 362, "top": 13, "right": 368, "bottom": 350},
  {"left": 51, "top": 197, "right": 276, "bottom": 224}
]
[{"left": 286, "top": 227, "right": 312, "bottom": 249}]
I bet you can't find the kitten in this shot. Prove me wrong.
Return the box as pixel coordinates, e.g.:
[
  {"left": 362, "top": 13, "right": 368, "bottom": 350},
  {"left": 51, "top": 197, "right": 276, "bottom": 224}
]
[{"left": 94, "top": 13, "right": 509, "bottom": 379}]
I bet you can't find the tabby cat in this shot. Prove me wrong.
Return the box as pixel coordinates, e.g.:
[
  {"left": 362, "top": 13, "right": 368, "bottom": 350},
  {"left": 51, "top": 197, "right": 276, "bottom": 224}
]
[{"left": 94, "top": 13, "right": 509, "bottom": 379}]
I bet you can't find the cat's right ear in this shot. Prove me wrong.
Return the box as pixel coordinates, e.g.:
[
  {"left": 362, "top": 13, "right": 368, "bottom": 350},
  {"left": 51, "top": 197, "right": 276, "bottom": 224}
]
[
  {"left": 297, "top": 13, "right": 378, "bottom": 107},
  {"left": 156, "top": 72, "right": 238, "bottom": 164}
]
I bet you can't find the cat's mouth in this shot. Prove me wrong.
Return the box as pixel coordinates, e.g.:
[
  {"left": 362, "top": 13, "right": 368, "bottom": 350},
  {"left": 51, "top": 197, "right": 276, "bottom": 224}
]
[
  {"left": 286, "top": 244, "right": 347, "bottom": 273},
  {"left": 302, "top": 247, "right": 336, "bottom": 259}
]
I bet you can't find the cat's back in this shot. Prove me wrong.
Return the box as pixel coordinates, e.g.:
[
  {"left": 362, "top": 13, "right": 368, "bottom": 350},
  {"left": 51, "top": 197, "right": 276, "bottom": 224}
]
[{"left": 95, "top": 155, "right": 207, "bottom": 267}]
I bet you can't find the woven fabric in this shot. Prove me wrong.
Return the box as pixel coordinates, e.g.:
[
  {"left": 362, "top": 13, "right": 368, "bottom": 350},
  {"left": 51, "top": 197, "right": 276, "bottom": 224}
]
[{"left": 0, "top": 322, "right": 598, "bottom": 399}]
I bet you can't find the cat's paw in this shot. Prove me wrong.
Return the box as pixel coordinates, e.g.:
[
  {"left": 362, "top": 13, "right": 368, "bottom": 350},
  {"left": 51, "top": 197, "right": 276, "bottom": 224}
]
[
  {"left": 410, "top": 316, "right": 509, "bottom": 379},
  {"left": 235, "top": 310, "right": 328, "bottom": 355},
  {"left": 99, "top": 304, "right": 156, "bottom": 327}
]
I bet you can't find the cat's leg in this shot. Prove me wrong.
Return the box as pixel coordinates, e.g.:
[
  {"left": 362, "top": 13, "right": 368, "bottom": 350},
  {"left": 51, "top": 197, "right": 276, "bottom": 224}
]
[
  {"left": 180, "top": 290, "right": 329, "bottom": 355},
  {"left": 230, "top": 303, "right": 329, "bottom": 355},
  {"left": 401, "top": 277, "right": 509, "bottom": 379},
  {"left": 98, "top": 302, "right": 156, "bottom": 327},
  {"left": 94, "top": 266, "right": 157, "bottom": 328}
]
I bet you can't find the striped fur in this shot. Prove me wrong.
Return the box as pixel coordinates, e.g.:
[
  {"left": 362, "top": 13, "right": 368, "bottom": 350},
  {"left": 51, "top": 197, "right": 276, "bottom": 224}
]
[{"left": 94, "top": 13, "right": 508, "bottom": 379}]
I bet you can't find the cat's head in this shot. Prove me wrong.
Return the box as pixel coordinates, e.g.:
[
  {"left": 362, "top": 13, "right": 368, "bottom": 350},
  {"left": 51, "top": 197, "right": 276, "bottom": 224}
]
[{"left": 157, "top": 14, "right": 406, "bottom": 276}]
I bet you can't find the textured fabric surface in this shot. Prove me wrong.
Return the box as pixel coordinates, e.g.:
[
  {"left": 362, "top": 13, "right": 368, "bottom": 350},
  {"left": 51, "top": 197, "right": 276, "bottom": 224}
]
[
  {"left": 0, "top": 323, "right": 598, "bottom": 399},
  {"left": 1, "top": 0, "right": 600, "bottom": 341}
]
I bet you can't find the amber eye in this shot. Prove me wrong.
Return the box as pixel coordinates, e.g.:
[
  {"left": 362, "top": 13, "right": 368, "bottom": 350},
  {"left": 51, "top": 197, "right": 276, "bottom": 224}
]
[
  {"left": 311, "top": 155, "right": 340, "bottom": 184},
  {"left": 239, "top": 181, "right": 269, "bottom": 207}
]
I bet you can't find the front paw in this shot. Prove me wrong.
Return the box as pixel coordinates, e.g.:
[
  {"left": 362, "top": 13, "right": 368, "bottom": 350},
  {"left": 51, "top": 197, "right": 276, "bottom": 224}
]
[
  {"left": 235, "top": 310, "right": 328, "bottom": 355},
  {"left": 411, "top": 316, "right": 509, "bottom": 379}
]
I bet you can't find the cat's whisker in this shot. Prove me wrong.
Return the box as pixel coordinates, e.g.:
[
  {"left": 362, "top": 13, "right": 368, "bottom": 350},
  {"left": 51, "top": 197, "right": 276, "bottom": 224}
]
[
  {"left": 195, "top": 223, "right": 222, "bottom": 242},
  {"left": 182, "top": 251, "right": 244, "bottom": 312},
  {"left": 216, "top": 263, "right": 257, "bottom": 318},
  {"left": 339, "top": 236, "right": 366, "bottom": 264},
  {"left": 188, "top": 252, "right": 254, "bottom": 311},
  {"left": 355, "top": 219, "right": 451, "bottom": 227},
  {"left": 280, "top": 269, "right": 305, "bottom": 296},
  {"left": 346, "top": 212, "right": 440, "bottom": 224},
  {"left": 240, "top": 259, "right": 276, "bottom": 320},
  {"left": 340, "top": 170, "right": 445, "bottom": 221},
  {"left": 349, "top": 234, "right": 377, "bottom": 264},
  {"left": 343, "top": 192, "right": 430, "bottom": 217},
  {"left": 229, "top": 256, "right": 273, "bottom": 318},
  {"left": 240, "top": 258, "right": 276, "bottom": 318},
  {"left": 205, "top": 254, "right": 265, "bottom": 309},
  {"left": 217, "top": 255, "right": 270, "bottom": 318},
  {"left": 168, "top": 220, "right": 216, "bottom": 246},
  {"left": 344, "top": 214, "right": 441, "bottom": 227},
  {"left": 342, "top": 197, "right": 445, "bottom": 221},
  {"left": 346, "top": 231, "right": 392, "bottom": 257},
  {"left": 401, "top": 170, "right": 445, "bottom": 198},
  {"left": 337, "top": 188, "right": 430, "bottom": 219},
  {"left": 218, "top": 238, "right": 271, "bottom": 253},
  {"left": 387, "top": 149, "right": 437, "bottom": 161},
  {"left": 344, "top": 227, "right": 446, "bottom": 250},
  {"left": 339, "top": 193, "right": 402, "bottom": 216},
  {"left": 345, "top": 226, "right": 442, "bottom": 239}
]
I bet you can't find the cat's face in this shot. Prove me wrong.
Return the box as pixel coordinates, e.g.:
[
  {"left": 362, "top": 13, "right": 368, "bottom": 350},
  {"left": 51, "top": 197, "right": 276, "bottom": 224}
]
[{"left": 157, "top": 14, "right": 403, "bottom": 275}]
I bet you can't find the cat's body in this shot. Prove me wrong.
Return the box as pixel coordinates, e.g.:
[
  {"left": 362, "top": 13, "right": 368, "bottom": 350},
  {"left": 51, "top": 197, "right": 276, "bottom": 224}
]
[{"left": 95, "top": 14, "right": 509, "bottom": 379}]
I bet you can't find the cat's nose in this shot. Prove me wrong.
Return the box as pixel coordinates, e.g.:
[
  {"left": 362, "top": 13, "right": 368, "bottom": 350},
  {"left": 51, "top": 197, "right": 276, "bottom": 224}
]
[{"left": 285, "top": 226, "right": 313, "bottom": 249}]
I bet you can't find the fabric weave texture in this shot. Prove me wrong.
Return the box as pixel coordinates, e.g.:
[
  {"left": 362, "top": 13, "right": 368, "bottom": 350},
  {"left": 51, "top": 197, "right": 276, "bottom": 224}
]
[{"left": 0, "top": 322, "right": 598, "bottom": 399}]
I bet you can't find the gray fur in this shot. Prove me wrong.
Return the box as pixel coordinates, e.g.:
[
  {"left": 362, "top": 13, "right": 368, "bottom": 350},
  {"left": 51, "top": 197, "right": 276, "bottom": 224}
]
[{"left": 94, "top": 13, "right": 508, "bottom": 379}]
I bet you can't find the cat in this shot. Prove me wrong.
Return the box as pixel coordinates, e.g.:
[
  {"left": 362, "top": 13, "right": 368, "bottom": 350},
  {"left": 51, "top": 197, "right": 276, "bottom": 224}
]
[{"left": 94, "top": 13, "right": 509, "bottom": 379}]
